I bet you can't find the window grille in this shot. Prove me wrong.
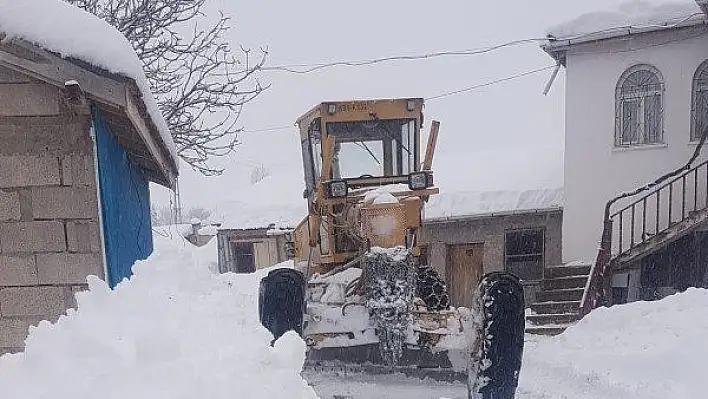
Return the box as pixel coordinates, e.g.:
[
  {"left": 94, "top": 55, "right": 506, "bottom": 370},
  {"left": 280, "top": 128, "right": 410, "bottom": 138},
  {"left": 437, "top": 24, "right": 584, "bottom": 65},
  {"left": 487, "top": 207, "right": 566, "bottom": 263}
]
[
  {"left": 615, "top": 65, "right": 664, "bottom": 147},
  {"left": 691, "top": 60, "right": 708, "bottom": 142}
]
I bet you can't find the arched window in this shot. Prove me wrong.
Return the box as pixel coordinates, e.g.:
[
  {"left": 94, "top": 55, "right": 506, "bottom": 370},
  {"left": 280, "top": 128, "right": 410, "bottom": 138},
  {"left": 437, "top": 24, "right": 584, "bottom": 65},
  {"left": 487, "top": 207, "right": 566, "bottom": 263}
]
[
  {"left": 615, "top": 65, "right": 664, "bottom": 147},
  {"left": 691, "top": 60, "right": 708, "bottom": 141}
]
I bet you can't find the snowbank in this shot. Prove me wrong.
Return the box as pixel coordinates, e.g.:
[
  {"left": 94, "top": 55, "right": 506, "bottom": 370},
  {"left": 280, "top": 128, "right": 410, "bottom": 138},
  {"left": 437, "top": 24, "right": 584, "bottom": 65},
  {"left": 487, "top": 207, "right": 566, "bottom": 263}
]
[
  {"left": 520, "top": 288, "right": 708, "bottom": 398},
  {"left": 425, "top": 187, "right": 563, "bottom": 220},
  {"left": 547, "top": 0, "right": 702, "bottom": 40},
  {"left": 152, "top": 224, "right": 219, "bottom": 274},
  {"left": 0, "top": 0, "right": 177, "bottom": 162},
  {"left": 0, "top": 246, "right": 318, "bottom": 399}
]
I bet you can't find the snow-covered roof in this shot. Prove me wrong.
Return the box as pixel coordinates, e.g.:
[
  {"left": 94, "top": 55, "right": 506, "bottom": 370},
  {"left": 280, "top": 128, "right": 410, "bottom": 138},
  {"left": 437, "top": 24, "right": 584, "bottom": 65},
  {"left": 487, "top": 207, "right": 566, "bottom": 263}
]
[
  {"left": 543, "top": 1, "right": 705, "bottom": 57},
  {"left": 214, "top": 171, "right": 307, "bottom": 231},
  {"left": 216, "top": 187, "right": 563, "bottom": 231},
  {"left": 217, "top": 203, "right": 306, "bottom": 231},
  {"left": 424, "top": 188, "right": 563, "bottom": 221},
  {"left": 0, "top": 0, "right": 178, "bottom": 167}
]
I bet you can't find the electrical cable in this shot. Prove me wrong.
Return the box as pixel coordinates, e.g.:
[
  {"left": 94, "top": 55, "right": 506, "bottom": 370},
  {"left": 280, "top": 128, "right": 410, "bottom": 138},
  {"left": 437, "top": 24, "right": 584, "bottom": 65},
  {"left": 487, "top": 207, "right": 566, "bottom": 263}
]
[
  {"left": 238, "top": 12, "right": 706, "bottom": 127},
  {"left": 260, "top": 12, "right": 704, "bottom": 75},
  {"left": 262, "top": 38, "right": 544, "bottom": 74},
  {"left": 425, "top": 65, "right": 557, "bottom": 101}
]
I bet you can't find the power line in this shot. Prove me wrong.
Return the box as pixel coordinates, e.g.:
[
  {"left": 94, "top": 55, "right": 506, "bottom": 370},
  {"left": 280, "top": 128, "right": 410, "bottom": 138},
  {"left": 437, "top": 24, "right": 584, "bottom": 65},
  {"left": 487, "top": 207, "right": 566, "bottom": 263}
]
[
  {"left": 238, "top": 64, "right": 558, "bottom": 133},
  {"left": 262, "top": 38, "right": 544, "bottom": 74},
  {"left": 240, "top": 125, "right": 293, "bottom": 133},
  {"left": 425, "top": 65, "right": 557, "bottom": 101},
  {"left": 239, "top": 12, "right": 705, "bottom": 127},
  {"left": 259, "top": 12, "right": 703, "bottom": 75}
]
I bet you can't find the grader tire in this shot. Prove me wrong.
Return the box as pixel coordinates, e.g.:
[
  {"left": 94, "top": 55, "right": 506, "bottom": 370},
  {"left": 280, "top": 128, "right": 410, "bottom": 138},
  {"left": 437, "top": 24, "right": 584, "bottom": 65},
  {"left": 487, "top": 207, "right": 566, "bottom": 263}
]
[
  {"left": 468, "top": 271, "right": 525, "bottom": 399},
  {"left": 258, "top": 268, "right": 306, "bottom": 344}
]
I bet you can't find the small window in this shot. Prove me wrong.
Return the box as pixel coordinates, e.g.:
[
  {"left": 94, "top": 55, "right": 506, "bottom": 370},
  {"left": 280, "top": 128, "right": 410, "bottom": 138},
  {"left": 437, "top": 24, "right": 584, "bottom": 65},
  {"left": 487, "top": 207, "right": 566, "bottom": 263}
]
[
  {"left": 691, "top": 60, "right": 708, "bottom": 142},
  {"left": 230, "top": 241, "right": 255, "bottom": 273},
  {"left": 615, "top": 65, "right": 664, "bottom": 146},
  {"left": 505, "top": 228, "right": 544, "bottom": 281}
]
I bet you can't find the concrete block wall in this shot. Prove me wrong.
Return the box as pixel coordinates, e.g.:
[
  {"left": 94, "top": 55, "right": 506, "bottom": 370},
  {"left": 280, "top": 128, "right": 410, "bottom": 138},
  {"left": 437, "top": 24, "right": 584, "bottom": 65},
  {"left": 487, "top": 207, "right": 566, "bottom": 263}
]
[
  {"left": 0, "top": 68, "right": 103, "bottom": 354},
  {"left": 421, "top": 210, "right": 563, "bottom": 307}
]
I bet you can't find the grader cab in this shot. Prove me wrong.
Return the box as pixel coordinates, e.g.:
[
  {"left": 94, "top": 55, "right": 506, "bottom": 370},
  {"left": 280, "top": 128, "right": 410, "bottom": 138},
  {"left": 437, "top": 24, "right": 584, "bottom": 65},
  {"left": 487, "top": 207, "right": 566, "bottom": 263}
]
[
  {"left": 292, "top": 98, "right": 438, "bottom": 272},
  {"left": 258, "top": 97, "right": 525, "bottom": 398}
]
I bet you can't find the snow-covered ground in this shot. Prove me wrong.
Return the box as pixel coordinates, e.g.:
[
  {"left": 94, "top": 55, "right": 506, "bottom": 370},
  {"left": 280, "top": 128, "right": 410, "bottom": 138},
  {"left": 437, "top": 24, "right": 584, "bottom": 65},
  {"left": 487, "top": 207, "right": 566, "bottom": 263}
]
[
  {"left": 518, "top": 289, "right": 708, "bottom": 399},
  {"left": 0, "top": 233, "right": 705, "bottom": 398},
  {"left": 0, "top": 238, "right": 317, "bottom": 399}
]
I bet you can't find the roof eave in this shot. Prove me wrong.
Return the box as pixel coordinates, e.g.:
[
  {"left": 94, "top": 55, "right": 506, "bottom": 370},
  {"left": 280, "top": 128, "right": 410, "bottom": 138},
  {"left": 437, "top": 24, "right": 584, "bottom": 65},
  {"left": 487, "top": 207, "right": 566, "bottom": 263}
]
[
  {"left": 424, "top": 206, "right": 563, "bottom": 224},
  {"left": 0, "top": 37, "right": 178, "bottom": 189},
  {"left": 123, "top": 81, "right": 178, "bottom": 189},
  {"left": 541, "top": 15, "right": 708, "bottom": 62}
]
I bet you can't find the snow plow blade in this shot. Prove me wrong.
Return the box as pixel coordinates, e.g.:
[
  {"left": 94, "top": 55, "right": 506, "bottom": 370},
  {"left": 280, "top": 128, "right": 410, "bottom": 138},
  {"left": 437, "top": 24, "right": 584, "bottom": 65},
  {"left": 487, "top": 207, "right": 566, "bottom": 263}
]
[
  {"left": 303, "top": 346, "right": 467, "bottom": 382},
  {"left": 258, "top": 268, "right": 525, "bottom": 393},
  {"left": 304, "top": 356, "right": 467, "bottom": 383}
]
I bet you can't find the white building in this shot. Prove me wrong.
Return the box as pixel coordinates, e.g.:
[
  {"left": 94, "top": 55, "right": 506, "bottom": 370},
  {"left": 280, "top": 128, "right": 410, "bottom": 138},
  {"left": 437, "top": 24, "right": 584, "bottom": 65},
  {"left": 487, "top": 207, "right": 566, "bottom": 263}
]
[{"left": 543, "top": 1, "right": 708, "bottom": 304}]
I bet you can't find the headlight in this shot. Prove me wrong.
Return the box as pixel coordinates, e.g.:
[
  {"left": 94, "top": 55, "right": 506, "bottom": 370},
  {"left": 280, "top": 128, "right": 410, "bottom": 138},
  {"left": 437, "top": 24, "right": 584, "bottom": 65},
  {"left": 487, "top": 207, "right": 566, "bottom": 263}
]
[
  {"left": 408, "top": 172, "right": 430, "bottom": 190},
  {"left": 327, "top": 180, "right": 348, "bottom": 198}
]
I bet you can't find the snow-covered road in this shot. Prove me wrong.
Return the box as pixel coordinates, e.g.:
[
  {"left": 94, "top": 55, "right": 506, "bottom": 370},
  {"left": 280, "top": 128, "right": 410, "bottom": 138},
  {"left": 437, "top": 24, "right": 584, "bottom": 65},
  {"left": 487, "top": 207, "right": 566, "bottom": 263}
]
[
  {"left": 303, "top": 371, "right": 467, "bottom": 399},
  {"left": 304, "top": 335, "right": 665, "bottom": 399}
]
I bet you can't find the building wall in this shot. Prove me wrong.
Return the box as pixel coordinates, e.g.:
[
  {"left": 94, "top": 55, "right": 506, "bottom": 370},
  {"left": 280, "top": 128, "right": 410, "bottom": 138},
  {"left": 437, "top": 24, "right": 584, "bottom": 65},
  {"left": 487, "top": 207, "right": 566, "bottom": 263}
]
[
  {"left": 562, "top": 26, "right": 708, "bottom": 263},
  {"left": 421, "top": 210, "right": 562, "bottom": 305},
  {"left": 217, "top": 229, "right": 290, "bottom": 273},
  {"left": 422, "top": 211, "right": 562, "bottom": 274},
  {"left": 0, "top": 68, "right": 103, "bottom": 354}
]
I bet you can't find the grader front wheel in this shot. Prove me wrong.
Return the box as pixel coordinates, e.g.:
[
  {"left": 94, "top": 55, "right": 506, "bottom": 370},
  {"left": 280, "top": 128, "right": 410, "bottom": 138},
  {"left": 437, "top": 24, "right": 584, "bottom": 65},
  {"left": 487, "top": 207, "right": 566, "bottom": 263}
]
[{"left": 468, "top": 272, "right": 526, "bottom": 399}]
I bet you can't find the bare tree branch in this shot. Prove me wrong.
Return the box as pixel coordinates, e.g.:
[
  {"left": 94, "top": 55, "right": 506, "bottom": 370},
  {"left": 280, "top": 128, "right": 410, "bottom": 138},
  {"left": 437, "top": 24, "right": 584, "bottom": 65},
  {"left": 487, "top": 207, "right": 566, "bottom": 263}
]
[{"left": 66, "top": 0, "right": 268, "bottom": 175}]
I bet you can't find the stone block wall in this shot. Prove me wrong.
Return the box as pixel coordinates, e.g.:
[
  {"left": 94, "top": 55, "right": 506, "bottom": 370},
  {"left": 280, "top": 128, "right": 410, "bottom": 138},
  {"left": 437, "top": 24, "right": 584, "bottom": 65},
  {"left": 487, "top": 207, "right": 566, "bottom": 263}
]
[
  {"left": 0, "top": 68, "right": 104, "bottom": 354},
  {"left": 421, "top": 210, "right": 563, "bottom": 307}
]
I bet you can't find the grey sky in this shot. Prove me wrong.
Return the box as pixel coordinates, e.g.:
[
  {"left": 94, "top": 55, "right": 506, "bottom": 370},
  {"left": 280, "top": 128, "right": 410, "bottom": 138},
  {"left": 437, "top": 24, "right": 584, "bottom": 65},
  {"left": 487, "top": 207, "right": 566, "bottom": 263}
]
[{"left": 150, "top": 0, "right": 645, "bottom": 212}]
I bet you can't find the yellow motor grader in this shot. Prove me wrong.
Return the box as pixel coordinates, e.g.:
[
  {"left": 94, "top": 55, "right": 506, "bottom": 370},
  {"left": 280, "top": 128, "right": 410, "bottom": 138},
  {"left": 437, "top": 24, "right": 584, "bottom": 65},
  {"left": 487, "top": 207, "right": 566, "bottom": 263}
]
[{"left": 258, "top": 98, "right": 525, "bottom": 398}]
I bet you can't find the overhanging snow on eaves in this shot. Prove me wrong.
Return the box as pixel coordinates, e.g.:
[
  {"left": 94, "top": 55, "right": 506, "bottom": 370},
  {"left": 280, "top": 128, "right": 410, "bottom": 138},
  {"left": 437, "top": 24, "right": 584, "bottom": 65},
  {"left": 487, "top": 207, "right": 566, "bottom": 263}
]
[{"left": 542, "top": 10, "right": 708, "bottom": 64}]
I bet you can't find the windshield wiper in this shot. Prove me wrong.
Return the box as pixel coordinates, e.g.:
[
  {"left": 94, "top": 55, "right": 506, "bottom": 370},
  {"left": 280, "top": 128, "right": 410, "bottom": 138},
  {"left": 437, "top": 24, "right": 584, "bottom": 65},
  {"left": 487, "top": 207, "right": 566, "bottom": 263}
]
[
  {"left": 355, "top": 141, "right": 382, "bottom": 165},
  {"left": 377, "top": 119, "right": 411, "bottom": 156}
]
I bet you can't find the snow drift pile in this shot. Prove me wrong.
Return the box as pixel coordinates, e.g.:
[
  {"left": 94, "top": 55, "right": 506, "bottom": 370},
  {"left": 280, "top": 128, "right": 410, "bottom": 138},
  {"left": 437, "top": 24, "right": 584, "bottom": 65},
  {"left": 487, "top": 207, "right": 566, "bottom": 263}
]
[
  {"left": 0, "top": 245, "right": 319, "bottom": 399},
  {"left": 152, "top": 223, "right": 220, "bottom": 274},
  {"left": 519, "top": 288, "right": 708, "bottom": 398}
]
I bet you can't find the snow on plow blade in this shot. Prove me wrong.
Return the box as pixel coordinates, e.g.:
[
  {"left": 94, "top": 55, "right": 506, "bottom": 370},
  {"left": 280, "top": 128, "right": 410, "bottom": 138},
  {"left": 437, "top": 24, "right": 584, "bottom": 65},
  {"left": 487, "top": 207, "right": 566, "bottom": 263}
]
[{"left": 258, "top": 267, "right": 525, "bottom": 396}]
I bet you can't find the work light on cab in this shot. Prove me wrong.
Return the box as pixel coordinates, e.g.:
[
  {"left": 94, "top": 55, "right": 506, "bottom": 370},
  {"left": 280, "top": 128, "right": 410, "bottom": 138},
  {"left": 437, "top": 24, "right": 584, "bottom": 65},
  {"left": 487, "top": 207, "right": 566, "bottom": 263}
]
[
  {"left": 408, "top": 171, "right": 430, "bottom": 190},
  {"left": 326, "top": 180, "right": 348, "bottom": 198}
]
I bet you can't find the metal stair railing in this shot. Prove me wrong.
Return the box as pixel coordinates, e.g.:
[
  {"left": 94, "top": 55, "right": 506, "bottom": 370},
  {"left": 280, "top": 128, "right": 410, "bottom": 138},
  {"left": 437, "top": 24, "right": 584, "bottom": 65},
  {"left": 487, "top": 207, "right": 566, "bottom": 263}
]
[{"left": 580, "top": 130, "right": 708, "bottom": 317}]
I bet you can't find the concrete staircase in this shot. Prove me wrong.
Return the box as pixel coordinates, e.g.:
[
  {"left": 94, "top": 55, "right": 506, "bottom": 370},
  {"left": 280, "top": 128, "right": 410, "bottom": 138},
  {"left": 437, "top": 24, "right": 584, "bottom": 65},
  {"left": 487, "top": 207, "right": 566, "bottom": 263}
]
[{"left": 525, "top": 263, "right": 591, "bottom": 336}]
